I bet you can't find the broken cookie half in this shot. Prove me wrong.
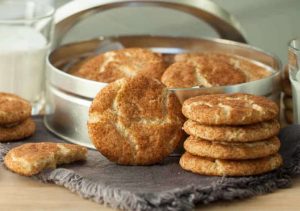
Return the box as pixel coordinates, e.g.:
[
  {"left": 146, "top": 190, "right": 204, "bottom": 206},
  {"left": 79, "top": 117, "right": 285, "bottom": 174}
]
[{"left": 4, "top": 142, "right": 87, "bottom": 176}]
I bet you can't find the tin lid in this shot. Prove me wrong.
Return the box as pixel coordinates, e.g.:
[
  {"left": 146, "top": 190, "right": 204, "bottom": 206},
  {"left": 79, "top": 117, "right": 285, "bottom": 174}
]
[{"left": 53, "top": 0, "right": 246, "bottom": 47}]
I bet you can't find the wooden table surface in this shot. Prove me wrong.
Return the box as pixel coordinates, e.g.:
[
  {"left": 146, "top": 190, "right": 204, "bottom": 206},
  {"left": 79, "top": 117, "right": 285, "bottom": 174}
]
[
  {"left": 0, "top": 114, "right": 295, "bottom": 210},
  {"left": 1, "top": 163, "right": 300, "bottom": 211}
]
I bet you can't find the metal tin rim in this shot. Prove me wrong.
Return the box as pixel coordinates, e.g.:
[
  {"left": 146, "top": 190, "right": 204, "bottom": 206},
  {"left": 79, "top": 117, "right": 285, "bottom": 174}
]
[
  {"left": 53, "top": 0, "right": 247, "bottom": 46},
  {"left": 47, "top": 35, "right": 281, "bottom": 99}
]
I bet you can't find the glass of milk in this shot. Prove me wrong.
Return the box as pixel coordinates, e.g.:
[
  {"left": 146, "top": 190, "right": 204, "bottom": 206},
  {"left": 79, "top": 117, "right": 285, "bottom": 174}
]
[
  {"left": 289, "top": 38, "right": 300, "bottom": 124},
  {"left": 0, "top": 1, "right": 54, "bottom": 114}
]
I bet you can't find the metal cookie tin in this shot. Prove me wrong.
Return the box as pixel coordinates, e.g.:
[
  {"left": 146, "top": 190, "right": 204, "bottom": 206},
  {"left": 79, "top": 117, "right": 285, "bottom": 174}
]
[{"left": 45, "top": 0, "right": 281, "bottom": 148}]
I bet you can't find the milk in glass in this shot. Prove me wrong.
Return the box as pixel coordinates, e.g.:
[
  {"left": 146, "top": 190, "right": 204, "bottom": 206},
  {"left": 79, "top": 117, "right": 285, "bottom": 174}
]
[
  {"left": 288, "top": 38, "right": 300, "bottom": 124},
  {"left": 0, "top": 25, "right": 48, "bottom": 111}
]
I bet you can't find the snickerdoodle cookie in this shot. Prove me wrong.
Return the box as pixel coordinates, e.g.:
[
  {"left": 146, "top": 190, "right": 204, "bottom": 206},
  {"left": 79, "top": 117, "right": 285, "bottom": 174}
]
[
  {"left": 0, "top": 118, "right": 36, "bottom": 142},
  {"left": 283, "top": 64, "right": 289, "bottom": 79},
  {"left": 161, "top": 55, "right": 246, "bottom": 88},
  {"left": 179, "top": 152, "right": 282, "bottom": 176},
  {"left": 88, "top": 75, "right": 184, "bottom": 165},
  {"left": 174, "top": 53, "right": 271, "bottom": 81},
  {"left": 0, "top": 93, "right": 32, "bottom": 125},
  {"left": 73, "top": 48, "right": 166, "bottom": 83},
  {"left": 282, "top": 79, "right": 292, "bottom": 96},
  {"left": 285, "top": 109, "right": 293, "bottom": 124},
  {"left": 184, "top": 136, "right": 280, "bottom": 160},
  {"left": 182, "top": 93, "right": 279, "bottom": 125},
  {"left": 4, "top": 142, "right": 87, "bottom": 176},
  {"left": 283, "top": 95, "right": 293, "bottom": 110},
  {"left": 183, "top": 119, "right": 280, "bottom": 142}
]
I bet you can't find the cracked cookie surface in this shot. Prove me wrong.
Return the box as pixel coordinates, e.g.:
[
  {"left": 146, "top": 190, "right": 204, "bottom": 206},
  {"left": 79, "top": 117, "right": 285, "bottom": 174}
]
[
  {"left": 73, "top": 48, "right": 166, "bottom": 83},
  {"left": 161, "top": 53, "right": 271, "bottom": 88},
  {"left": 182, "top": 93, "right": 279, "bottom": 125},
  {"left": 88, "top": 75, "right": 184, "bottom": 165}
]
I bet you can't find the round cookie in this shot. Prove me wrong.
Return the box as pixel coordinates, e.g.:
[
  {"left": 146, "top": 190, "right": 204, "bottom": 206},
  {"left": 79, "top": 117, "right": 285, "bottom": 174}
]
[
  {"left": 179, "top": 152, "right": 282, "bottom": 176},
  {"left": 182, "top": 93, "right": 279, "bottom": 125},
  {"left": 282, "top": 78, "right": 292, "bottom": 96},
  {"left": 67, "top": 56, "right": 92, "bottom": 74},
  {"left": 73, "top": 48, "right": 166, "bottom": 83},
  {"left": 285, "top": 109, "right": 293, "bottom": 124},
  {"left": 282, "top": 64, "right": 289, "bottom": 80},
  {"left": 88, "top": 75, "right": 185, "bottom": 165},
  {"left": 161, "top": 55, "right": 246, "bottom": 88},
  {"left": 183, "top": 119, "right": 280, "bottom": 142},
  {"left": 184, "top": 136, "right": 280, "bottom": 160},
  {"left": 162, "top": 54, "right": 176, "bottom": 67},
  {"left": 0, "top": 93, "right": 32, "bottom": 125},
  {"left": 161, "top": 62, "right": 201, "bottom": 88},
  {"left": 0, "top": 118, "right": 36, "bottom": 142},
  {"left": 283, "top": 95, "right": 293, "bottom": 110},
  {"left": 174, "top": 53, "right": 271, "bottom": 81}
]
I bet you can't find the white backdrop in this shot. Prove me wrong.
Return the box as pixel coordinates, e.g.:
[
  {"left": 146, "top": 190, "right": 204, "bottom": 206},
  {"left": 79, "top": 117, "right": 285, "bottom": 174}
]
[{"left": 53, "top": 0, "right": 300, "bottom": 64}]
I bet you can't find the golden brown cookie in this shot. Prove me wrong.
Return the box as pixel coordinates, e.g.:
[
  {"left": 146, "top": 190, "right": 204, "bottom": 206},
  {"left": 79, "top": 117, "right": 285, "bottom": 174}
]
[
  {"left": 182, "top": 93, "right": 279, "bottom": 125},
  {"left": 179, "top": 152, "right": 282, "bottom": 176},
  {"left": 282, "top": 78, "right": 292, "bottom": 96},
  {"left": 0, "top": 92, "right": 32, "bottom": 125},
  {"left": 161, "top": 55, "right": 246, "bottom": 88},
  {"left": 88, "top": 75, "right": 185, "bottom": 165},
  {"left": 67, "top": 56, "right": 92, "bottom": 74},
  {"left": 162, "top": 54, "right": 176, "bottom": 67},
  {"left": 184, "top": 136, "right": 280, "bottom": 160},
  {"left": 174, "top": 53, "right": 271, "bottom": 81},
  {"left": 283, "top": 95, "right": 293, "bottom": 110},
  {"left": 4, "top": 142, "right": 87, "bottom": 176},
  {"left": 0, "top": 118, "right": 36, "bottom": 142},
  {"left": 285, "top": 109, "right": 293, "bottom": 124},
  {"left": 282, "top": 64, "right": 289, "bottom": 80},
  {"left": 73, "top": 48, "right": 166, "bottom": 83},
  {"left": 183, "top": 119, "right": 280, "bottom": 142}
]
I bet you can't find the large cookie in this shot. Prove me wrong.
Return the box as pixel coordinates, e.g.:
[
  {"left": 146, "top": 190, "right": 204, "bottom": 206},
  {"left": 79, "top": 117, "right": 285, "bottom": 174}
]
[
  {"left": 88, "top": 75, "right": 185, "bottom": 165},
  {"left": 73, "top": 48, "right": 166, "bottom": 83},
  {"left": 0, "top": 118, "right": 36, "bottom": 142},
  {"left": 282, "top": 78, "right": 292, "bottom": 96},
  {"left": 0, "top": 92, "right": 32, "bottom": 125},
  {"left": 179, "top": 152, "right": 282, "bottom": 176},
  {"left": 4, "top": 142, "right": 87, "bottom": 176},
  {"left": 283, "top": 65, "right": 289, "bottom": 79},
  {"left": 285, "top": 109, "right": 293, "bottom": 124},
  {"left": 161, "top": 54, "right": 246, "bottom": 88},
  {"left": 283, "top": 95, "right": 293, "bottom": 110},
  {"left": 174, "top": 53, "right": 271, "bottom": 81},
  {"left": 182, "top": 93, "right": 279, "bottom": 125},
  {"left": 184, "top": 136, "right": 280, "bottom": 160},
  {"left": 183, "top": 119, "right": 280, "bottom": 142}
]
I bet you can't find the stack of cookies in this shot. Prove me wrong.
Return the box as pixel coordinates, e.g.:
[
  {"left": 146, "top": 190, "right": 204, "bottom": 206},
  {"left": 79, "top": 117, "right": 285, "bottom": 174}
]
[
  {"left": 0, "top": 92, "right": 36, "bottom": 142},
  {"left": 179, "top": 93, "right": 283, "bottom": 176},
  {"left": 282, "top": 66, "right": 293, "bottom": 123}
]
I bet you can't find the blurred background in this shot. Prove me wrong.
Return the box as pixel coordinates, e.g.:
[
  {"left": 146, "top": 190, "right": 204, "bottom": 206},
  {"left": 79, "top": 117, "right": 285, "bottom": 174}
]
[{"left": 46, "top": 0, "right": 300, "bottom": 63}]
